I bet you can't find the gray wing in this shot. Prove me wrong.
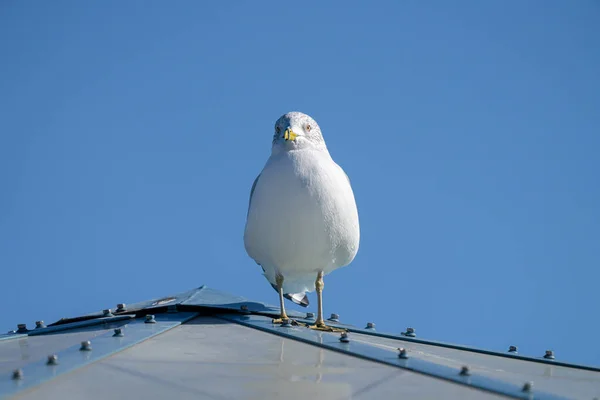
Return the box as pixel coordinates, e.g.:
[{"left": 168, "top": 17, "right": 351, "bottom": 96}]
[
  {"left": 269, "top": 283, "right": 310, "bottom": 307},
  {"left": 246, "top": 174, "right": 260, "bottom": 218},
  {"left": 247, "top": 173, "right": 309, "bottom": 308},
  {"left": 246, "top": 174, "right": 264, "bottom": 266}
]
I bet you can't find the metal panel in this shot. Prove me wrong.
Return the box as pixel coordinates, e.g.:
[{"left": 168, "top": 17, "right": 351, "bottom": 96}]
[
  {"left": 13, "top": 316, "right": 506, "bottom": 400},
  {"left": 2, "top": 313, "right": 197, "bottom": 399},
  {"left": 62, "top": 285, "right": 305, "bottom": 324},
  {"left": 222, "top": 314, "right": 569, "bottom": 400},
  {"left": 342, "top": 326, "right": 600, "bottom": 372},
  {"left": 27, "top": 316, "right": 134, "bottom": 337},
  {"left": 0, "top": 316, "right": 136, "bottom": 379},
  {"left": 4, "top": 283, "right": 596, "bottom": 399},
  {"left": 347, "top": 331, "right": 600, "bottom": 400},
  {"left": 0, "top": 336, "right": 26, "bottom": 343},
  {"left": 0, "top": 325, "right": 125, "bottom": 376},
  {"left": 180, "top": 286, "right": 306, "bottom": 317}
]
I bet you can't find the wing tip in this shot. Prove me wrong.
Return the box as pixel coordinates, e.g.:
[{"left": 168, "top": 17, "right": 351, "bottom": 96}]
[
  {"left": 270, "top": 283, "right": 309, "bottom": 307},
  {"left": 285, "top": 292, "right": 310, "bottom": 307}
]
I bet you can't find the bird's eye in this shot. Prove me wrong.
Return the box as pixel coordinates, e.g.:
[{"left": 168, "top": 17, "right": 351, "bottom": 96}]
[
  {"left": 276, "top": 126, "right": 281, "bottom": 134},
  {"left": 306, "top": 124, "right": 311, "bottom": 132}
]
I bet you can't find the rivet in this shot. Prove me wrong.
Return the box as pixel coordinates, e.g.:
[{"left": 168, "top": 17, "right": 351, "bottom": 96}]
[
  {"left": 459, "top": 366, "right": 471, "bottom": 376},
  {"left": 339, "top": 332, "right": 350, "bottom": 343},
  {"left": 16, "top": 324, "right": 27, "bottom": 333},
  {"left": 398, "top": 348, "right": 408, "bottom": 359},
  {"left": 365, "top": 322, "right": 375, "bottom": 330},
  {"left": 35, "top": 320, "right": 46, "bottom": 329},
  {"left": 116, "top": 303, "right": 127, "bottom": 312},
  {"left": 80, "top": 340, "right": 92, "bottom": 351},
  {"left": 113, "top": 328, "right": 124, "bottom": 337},
  {"left": 145, "top": 314, "right": 156, "bottom": 324},
  {"left": 328, "top": 313, "right": 340, "bottom": 322},
  {"left": 508, "top": 345, "right": 518, "bottom": 354},
  {"left": 403, "top": 327, "right": 416, "bottom": 337},
  {"left": 281, "top": 318, "right": 292, "bottom": 327},
  {"left": 103, "top": 309, "right": 114, "bottom": 317},
  {"left": 306, "top": 312, "right": 315, "bottom": 319},
  {"left": 522, "top": 381, "right": 533, "bottom": 392},
  {"left": 544, "top": 350, "right": 555, "bottom": 360},
  {"left": 12, "top": 369, "right": 23, "bottom": 380},
  {"left": 47, "top": 354, "right": 58, "bottom": 366}
]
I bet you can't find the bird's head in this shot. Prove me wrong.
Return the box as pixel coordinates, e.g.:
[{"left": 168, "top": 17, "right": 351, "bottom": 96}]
[{"left": 272, "top": 112, "right": 326, "bottom": 152}]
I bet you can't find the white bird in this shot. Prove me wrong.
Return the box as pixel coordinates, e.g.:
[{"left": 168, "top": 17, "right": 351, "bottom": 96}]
[{"left": 244, "top": 111, "right": 360, "bottom": 330}]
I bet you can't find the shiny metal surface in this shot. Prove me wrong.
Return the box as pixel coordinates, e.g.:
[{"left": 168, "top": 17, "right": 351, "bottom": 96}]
[
  {"left": 28, "top": 316, "right": 134, "bottom": 337},
  {"left": 0, "top": 335, "right": 26, "bottom": 343},
  {"left": 0, "top": 328, "right": 118, "bottom": 376},
  {"left": 222, "top": 314, "right": 568, "bottom": 400},
  {"left": 15, "top": 317, "right": 506, "bottom": 400},
  {"left": 4, "top": 283, "right": 597, "bottom": 399},
  {"left": 2, "top": 313, "right": 197, "bottom": 399},
  {"left": 350, "top": 331, "right": 600, "bottom": 400},
  {"left": 66, "top": 285, "right": 305, "bottom": 324},
  {"left": 342, "top": 326, "right": 600, "bottom": 372}
]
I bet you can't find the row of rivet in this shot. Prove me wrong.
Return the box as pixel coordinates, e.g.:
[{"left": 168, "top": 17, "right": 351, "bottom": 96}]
[
  {"left": 12, "top": 309, "right": 557, "bottom": 362},
  {"left": 6, "top": 323, "right": 541, "bottom": 397},
  {"left": 15, "top": 321, "right": 45, "bottom": 333},
  {"left": 396, "top": 342, "right": 534, "bottom": 394},
  {"left": 7, "top": 313, "right": 555, "bottom": 399},
  {"left": 11, "top": 304, "right": 129, "bottom": 334},
  {"left": 10, "top": 325, "right": 133, "bottom": 381},
  {"left": 459, "top": 363, "right": 535, "bottom": 394},
  {"left": 240, "top": 304, "right": 555, "bottom": 361},
  {"left": 293, "top": 311, "right": 555, "bottom": 360},
  {"left": 341, "top": 333, "right": 536, "bottom": 396},
  {"left": 103, "top": 303, "right": 128, "bottom": 316},
  {"left": 13, "top": 321, "right": 52, "bottom": 333},
  {"left": 12, "top": 309, "right": 153, "bottom": 333}
]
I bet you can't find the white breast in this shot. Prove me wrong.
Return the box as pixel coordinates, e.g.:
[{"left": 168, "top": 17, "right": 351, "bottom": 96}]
[{"left": 244, "top": 149, "right": 360, "bottom": 291}]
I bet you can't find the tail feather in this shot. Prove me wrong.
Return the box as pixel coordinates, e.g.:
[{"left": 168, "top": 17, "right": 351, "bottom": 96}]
[
  {"left": 284, "top": 292, "right": 310, "bottom": 307},
  {"left": 270, "top": 283, "right": 309, "bottom": 307}
]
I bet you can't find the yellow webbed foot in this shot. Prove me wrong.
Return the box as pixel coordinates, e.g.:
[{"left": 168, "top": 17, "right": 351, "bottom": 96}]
[
  {"left": 308, "top": 323, "right": 347, "bottom": 333},
  {"left": 272, "top": 318, "right": 309, "bottom": 327}
]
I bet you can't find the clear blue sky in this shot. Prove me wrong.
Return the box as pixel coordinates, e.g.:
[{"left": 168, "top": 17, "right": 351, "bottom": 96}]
[{"left": 1, "top": 1, "right": 599, "bottom": 366}]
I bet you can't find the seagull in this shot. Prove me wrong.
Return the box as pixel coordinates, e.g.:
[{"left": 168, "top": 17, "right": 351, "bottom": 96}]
[{"left": 244, "top": 111, "right": 360, "bottom": 330}]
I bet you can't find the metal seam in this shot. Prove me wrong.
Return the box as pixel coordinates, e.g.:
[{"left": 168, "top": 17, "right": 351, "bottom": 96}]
[
  {"left": 219, "top": 314, "right": 569, "bottom": 400},
  {"left": 342, "top": 326, "right": 600, "bottom": 373},
  {"left": 1, "top": 312, "right": 198, "bottom": 399}
]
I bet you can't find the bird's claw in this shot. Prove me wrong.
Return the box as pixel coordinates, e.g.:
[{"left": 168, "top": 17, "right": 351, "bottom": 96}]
[
  {"left": 272, "top": 318, "right": 306, "bottom": 327},
  {"left": 308, "top": 323, "right": 347, "bottom": 333}
]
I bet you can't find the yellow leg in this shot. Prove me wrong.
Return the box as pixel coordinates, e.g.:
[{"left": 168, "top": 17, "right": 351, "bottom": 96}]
[
  {"left": 315, "top": 271, "right": 325, "bottom": 327},
  {"left": 272, "top": 274, "right": 289, "bottom": 324},
  {"left": 309, "top": 271, "right": 345, "bottom": 332}
]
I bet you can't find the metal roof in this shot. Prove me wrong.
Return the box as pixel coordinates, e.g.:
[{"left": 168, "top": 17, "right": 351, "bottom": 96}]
[{"left": 2, "top": 286, "right": 598, "bottom": 399}]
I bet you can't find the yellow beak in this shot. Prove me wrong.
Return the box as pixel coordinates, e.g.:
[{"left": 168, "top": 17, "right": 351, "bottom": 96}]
[{"left": 283, "top": 128, "right": 297, "bottom": 141}]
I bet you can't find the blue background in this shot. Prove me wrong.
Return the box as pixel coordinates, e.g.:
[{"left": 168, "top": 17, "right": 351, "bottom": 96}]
[{"left": 1, "top": 1, "right": 599, "bottom": 365}]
